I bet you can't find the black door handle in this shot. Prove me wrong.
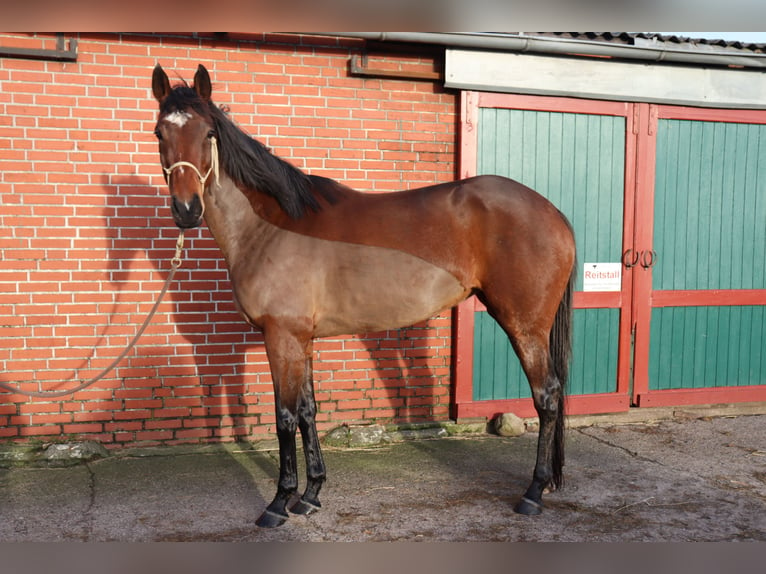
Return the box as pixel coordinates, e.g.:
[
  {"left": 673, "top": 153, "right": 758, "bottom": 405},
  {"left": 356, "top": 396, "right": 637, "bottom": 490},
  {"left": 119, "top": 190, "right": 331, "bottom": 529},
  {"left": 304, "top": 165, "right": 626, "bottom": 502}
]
[
  {"left": 622, "top": 249, "right": 639, "bottom": 268},
  {"left": 640, "top": 250, "right": 657, "bottom": 269}
]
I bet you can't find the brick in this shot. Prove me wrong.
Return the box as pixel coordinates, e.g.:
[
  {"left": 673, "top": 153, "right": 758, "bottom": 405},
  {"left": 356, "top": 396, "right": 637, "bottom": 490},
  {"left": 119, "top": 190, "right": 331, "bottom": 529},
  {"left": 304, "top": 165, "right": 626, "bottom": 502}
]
[
  {"left": 145, "top": 419, "right": 182, "bottom": 430},
  {"left": 73, "top": 411, "right": 115, "bottom": 423},
  {"left": 64, "top": 423, "right": 104, "bottom": 434},
  {"left": 106, "top": 420, "right": 143, "bottom": 432},
  {"left": 20, "top": 425, "right": 62, "bottom": 437},
  {"left": 135, "top": 430, "right": 174, "bottom": 442},
  {"left": 175, "top": 428, "right": 213, "bottom": 439},
  {"left": 0, "top": 427, "right": 20, "bottom": 438},
  {"left": 153, "top": 407, "right": 190, "bottom": 419},
  {"left": 113, "top": 409, "right": 151, "bottom": 421}
]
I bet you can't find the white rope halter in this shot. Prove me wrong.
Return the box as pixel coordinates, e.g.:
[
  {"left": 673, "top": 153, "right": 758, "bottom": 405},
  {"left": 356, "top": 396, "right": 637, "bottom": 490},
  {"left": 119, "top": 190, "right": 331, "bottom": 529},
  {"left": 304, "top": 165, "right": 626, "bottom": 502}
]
[{"left": 163, "top": 136, "right": 219, "bottom": 188}]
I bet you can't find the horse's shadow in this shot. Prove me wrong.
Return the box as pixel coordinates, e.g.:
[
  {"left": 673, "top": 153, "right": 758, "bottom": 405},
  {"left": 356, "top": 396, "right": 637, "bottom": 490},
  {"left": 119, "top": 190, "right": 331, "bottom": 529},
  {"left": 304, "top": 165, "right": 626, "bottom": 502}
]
[
  {"left": 103, "top": 174, "right": 259, "bottom": 441},
  {"left": 353, "top": 322, "right": 446, "bottom": 427}
]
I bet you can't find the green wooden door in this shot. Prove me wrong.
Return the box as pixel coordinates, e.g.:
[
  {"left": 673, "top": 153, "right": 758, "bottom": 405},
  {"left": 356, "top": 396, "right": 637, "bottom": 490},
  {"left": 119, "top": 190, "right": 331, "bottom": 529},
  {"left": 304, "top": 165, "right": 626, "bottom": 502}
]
[
  {"left": 642, "top": 116, "right": 766, "bottom": 399},
  {"left": 473, "top": 106, "right": 627, "bottom": 402}
]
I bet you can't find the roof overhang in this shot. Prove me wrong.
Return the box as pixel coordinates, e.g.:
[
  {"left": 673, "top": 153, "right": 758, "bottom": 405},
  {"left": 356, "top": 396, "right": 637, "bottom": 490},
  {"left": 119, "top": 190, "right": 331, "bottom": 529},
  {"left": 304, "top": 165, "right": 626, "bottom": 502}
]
[{"left": 445, "top": 49, "right": 766, "bottom": 109}]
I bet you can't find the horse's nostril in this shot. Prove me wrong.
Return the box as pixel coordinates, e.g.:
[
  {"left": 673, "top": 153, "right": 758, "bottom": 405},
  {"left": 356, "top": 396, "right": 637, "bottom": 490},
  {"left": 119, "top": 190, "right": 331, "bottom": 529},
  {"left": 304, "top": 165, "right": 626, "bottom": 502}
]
[{"left": 171, "top": 196, "right": 186, "bottom": 214}]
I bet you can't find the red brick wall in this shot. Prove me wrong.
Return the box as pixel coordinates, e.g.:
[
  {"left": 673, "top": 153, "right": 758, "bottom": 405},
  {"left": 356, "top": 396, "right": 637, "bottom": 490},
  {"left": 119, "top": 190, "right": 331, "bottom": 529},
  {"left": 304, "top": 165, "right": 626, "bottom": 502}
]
[{"left": 0, "top": 33, "right": 458, "bottom": 446}]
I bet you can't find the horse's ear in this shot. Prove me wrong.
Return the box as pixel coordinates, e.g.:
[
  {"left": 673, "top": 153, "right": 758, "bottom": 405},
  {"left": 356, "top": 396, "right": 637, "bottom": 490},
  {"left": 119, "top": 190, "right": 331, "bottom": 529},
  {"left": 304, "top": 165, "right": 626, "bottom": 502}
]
[
  {"left": 152, "top": 64, "right": 171, "bottom": 103},
  {"left": 193, "top": 64, "right": 212, "bottom": 101}
]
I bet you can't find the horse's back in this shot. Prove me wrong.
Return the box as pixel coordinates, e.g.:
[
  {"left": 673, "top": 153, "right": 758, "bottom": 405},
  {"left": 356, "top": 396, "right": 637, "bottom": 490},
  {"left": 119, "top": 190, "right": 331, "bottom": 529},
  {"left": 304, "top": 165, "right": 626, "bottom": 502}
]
[
  {"left": 384, "top": 174, "right": 575, "bottom": 290},
  {"left": 279, "top": 174, "right": 573, "bottom": 291}
]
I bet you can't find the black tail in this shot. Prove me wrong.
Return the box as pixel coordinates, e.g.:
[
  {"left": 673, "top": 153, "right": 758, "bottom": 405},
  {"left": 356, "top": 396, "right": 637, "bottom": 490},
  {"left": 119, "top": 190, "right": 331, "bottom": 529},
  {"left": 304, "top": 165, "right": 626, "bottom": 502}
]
[{"left": 549, "top": 256, "right": 576, "bottom": 490}]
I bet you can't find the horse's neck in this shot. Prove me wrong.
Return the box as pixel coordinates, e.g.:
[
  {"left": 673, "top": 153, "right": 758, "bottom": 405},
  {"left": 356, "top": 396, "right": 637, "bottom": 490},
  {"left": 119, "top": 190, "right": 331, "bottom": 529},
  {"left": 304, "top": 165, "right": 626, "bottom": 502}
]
[{"left": 202, "top": 176, "right": 273, "bottom": 268}]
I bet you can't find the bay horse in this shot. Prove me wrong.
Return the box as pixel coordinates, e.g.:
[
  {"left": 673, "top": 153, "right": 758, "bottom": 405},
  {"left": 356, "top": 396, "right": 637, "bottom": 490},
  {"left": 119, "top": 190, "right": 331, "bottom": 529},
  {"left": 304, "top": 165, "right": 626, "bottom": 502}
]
[{"left": 151, "top": 64, "right": 576, "bottom": 528}]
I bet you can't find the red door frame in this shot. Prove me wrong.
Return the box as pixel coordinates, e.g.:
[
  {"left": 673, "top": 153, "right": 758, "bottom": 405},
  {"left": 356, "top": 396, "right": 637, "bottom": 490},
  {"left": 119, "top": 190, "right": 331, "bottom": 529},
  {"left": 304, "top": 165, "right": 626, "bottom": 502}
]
[
  {"left": 631, "top": 104, "right": 766, "bottom": 407},
  {"left": 452, "top": 91, "right": 637, "bottom": 420}
]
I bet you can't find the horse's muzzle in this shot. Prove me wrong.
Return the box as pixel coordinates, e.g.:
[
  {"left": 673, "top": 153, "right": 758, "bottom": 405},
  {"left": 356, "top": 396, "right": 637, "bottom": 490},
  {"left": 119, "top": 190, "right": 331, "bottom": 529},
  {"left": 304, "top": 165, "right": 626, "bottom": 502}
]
[{"left": 171, "top": 194, "right": 205, "bottom": 229}]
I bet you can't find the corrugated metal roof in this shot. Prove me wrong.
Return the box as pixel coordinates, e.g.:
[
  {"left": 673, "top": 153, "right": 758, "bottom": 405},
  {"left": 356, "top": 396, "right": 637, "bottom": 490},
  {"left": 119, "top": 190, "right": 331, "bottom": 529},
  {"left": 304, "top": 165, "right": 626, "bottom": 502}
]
[{"left": 529, "top": 32, "right": 766, "bottom": 54}]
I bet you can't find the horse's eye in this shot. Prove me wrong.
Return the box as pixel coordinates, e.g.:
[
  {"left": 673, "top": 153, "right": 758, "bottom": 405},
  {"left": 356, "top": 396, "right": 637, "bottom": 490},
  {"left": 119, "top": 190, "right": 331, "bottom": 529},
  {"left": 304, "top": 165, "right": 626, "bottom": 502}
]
[
  {"left": 154, "top": 129, "right": 163, "bottom": 141},
  {"left": 207, "top": 130, "right": 216, "bottom": 139}
]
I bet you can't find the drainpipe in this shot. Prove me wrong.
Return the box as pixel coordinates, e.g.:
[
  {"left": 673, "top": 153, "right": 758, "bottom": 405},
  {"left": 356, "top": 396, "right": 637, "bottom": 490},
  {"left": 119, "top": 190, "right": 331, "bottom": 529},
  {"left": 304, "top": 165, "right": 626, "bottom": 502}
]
[{"left": 333, "top": 32, "right": 766, "bottom": 69}]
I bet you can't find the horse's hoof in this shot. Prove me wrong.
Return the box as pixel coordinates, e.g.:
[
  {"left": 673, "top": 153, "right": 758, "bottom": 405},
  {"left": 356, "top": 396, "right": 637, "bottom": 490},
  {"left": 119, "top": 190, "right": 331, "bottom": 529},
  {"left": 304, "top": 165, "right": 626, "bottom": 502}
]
[
  {"left": 514, "top": 496, "right": 544, "bottom": 516},
  {"left": 290, "top": 497, "right": 321, "bottom": 516},
  {"left": 256, "top": 509, "right": 289, "bottom": 528}
]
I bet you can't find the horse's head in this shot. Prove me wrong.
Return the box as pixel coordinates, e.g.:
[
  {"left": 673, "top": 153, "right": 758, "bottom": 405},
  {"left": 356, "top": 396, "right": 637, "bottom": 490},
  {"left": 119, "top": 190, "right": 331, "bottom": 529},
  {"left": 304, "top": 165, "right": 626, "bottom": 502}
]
[{"left": 152, "top": 64, "right": 218, "bottom": 229}]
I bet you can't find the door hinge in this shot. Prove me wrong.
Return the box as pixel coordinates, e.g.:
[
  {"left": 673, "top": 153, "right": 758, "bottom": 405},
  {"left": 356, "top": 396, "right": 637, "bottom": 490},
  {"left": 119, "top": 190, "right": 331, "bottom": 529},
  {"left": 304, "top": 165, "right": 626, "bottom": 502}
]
[{"left": 648, "top": 105, "right": 658, "bottom": 136}]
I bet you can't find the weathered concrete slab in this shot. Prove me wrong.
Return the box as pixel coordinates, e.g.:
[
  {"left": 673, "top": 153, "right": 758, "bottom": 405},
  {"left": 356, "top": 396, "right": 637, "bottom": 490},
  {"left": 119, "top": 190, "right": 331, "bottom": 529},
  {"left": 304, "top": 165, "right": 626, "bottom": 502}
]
[{"left": 0, "top": 413, "right": 764, "bottom": 541}]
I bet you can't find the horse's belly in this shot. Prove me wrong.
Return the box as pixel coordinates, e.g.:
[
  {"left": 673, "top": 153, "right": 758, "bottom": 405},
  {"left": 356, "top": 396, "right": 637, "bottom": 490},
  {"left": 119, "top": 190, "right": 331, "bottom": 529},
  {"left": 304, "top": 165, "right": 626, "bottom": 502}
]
[
  {"left": 228, "top": 222, "right": 470, "bottom": 337},
  {"left": 313, "top": 242, "right": 469, "bottom": 337}
]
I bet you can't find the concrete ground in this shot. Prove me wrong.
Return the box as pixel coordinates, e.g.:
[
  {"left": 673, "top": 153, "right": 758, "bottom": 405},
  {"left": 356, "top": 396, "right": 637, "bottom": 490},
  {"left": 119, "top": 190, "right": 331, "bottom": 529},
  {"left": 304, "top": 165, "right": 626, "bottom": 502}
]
[{"left": 0, "top": 404, "right": 764, "bottom": 542}]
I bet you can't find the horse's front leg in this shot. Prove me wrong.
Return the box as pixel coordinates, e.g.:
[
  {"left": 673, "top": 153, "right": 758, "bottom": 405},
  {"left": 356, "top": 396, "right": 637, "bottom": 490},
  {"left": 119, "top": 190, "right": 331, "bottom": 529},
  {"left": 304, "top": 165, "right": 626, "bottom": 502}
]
[
  {"left": 255, "top": 322, "right": 324, "bottom": 528},
  {"left": 255, "top": 399, "right": 298, "bottom": 528},
  {"left": 289, "top": 344, "right": 326, "bottom": 516}
]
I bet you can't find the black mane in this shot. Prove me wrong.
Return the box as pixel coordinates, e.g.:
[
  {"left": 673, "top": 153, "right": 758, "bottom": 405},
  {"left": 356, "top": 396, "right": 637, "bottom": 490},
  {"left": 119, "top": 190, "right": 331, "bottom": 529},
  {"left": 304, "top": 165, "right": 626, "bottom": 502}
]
[{"left": 162, "top": 85, "right": 326, "bottom": 219}]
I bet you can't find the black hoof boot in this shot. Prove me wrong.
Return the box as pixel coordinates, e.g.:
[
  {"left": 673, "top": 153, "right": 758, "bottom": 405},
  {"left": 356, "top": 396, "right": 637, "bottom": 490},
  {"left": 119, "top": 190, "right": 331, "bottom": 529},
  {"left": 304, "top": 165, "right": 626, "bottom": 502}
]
[
  {"left": 256, "top": 509, "right": 289, "bottom": 528},
  {"left": 514, "top": 496, "right": 544, "bottom": 516}
]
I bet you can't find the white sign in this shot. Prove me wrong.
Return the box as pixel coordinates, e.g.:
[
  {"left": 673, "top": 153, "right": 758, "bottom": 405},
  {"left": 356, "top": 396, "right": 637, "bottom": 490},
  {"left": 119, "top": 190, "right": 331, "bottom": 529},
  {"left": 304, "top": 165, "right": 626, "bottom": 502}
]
[{"left": 583, "top": 263, "right": 622, "bottom": 292}]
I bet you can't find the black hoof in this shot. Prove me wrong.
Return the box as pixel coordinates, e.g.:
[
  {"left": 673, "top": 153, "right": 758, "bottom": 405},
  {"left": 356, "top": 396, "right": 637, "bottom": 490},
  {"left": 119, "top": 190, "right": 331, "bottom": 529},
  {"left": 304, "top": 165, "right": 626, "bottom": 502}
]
[
  {"left": 290, "top": 497, "right": 321, "bottom": 516},
  {"left": 256, "top": 509, "right": 289, "bottom": 528},
  {"left": 514, "top": 496, "right": 544, "bottom": 516}
]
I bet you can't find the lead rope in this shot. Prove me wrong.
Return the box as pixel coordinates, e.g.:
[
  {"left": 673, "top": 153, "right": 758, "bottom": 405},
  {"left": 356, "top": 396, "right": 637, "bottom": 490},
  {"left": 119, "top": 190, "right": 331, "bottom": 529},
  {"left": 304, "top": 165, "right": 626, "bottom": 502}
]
[{"left": 0, "top": 231, "right": 186, "bottom": 399}]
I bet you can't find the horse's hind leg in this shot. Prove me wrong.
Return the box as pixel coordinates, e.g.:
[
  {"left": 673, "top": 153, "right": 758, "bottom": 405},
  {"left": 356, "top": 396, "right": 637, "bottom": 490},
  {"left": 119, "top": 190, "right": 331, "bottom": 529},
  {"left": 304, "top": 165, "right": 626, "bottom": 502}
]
[
  {"left": 256, "top": 323, "right": 325, "bottom": 528},
  {"left": 509, "top": 332, "right": 564, "bottom": 515},
  {"left": 486, "top": 306, "right": 566, "bottom": 516},
  {"left": 515, "top": 342, "right": 565, "bottom": 515}
]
